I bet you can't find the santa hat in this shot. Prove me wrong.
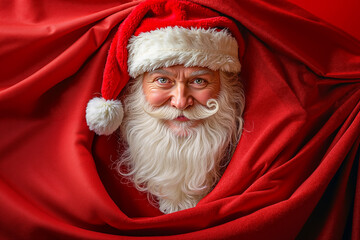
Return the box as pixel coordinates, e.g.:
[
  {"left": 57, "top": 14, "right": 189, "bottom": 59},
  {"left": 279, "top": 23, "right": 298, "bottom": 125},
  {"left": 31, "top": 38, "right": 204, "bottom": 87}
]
[{"left": 86, "top": 0, "right": 244, "bottom": 135}]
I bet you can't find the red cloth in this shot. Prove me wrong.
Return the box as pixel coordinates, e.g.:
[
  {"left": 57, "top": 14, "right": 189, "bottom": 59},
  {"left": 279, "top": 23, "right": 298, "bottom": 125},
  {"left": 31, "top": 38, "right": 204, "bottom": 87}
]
[{"left": 0, "top": 0, "right": 359, "bottom": 239}]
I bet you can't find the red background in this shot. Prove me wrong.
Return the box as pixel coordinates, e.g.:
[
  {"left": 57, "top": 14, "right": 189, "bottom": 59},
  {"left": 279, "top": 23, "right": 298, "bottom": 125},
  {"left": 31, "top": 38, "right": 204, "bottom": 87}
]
[
  {"left": 290, "top": 0, "right": 360, "bottom": 40},
  {"left": 0, "top": 0, "right": 359, "bottom": 239}
]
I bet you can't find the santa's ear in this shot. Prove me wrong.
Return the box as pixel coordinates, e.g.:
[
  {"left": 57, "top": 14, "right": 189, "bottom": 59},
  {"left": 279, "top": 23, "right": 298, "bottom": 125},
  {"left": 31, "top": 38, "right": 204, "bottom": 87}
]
[{"left": 85, "top": 97, "right": 123, "bottom": 135}]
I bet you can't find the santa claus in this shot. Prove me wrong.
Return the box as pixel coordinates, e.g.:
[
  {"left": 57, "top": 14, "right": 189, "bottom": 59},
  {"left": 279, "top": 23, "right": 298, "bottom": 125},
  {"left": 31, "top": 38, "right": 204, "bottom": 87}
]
[{"left": 86, "top": 0, "right": 245, "bottom": 214}]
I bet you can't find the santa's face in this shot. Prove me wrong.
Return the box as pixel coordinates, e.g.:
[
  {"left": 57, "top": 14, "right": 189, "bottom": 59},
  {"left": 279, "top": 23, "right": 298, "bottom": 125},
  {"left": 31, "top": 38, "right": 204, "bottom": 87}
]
[
  {"left": 142, "top": 65, "right": 221, "bottom": 136},
  {"left": 118, "top": 68, "right": 244, "bottom": 214}
]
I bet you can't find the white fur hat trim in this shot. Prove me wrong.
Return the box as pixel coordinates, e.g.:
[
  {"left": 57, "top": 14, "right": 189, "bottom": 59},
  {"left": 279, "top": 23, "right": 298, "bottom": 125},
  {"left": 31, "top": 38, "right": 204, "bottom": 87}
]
[
  {"left": 127, "top": 27, "right": 241, "bottom": 78},
  {"left": 86, "top": 97, "right": 123, "bottom": 136}
]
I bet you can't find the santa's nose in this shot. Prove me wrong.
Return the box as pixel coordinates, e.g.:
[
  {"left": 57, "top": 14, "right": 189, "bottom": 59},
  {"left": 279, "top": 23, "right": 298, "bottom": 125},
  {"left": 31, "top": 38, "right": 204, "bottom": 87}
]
[{"left": 170, "top": 84, "right": 193, "bottom": 110}]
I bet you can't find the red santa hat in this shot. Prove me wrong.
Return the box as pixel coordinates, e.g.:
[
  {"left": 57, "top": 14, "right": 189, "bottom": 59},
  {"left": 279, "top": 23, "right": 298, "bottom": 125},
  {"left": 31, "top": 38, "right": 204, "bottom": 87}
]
[{"left": 86, "top": 0, "right": 244, "bottom": 135}]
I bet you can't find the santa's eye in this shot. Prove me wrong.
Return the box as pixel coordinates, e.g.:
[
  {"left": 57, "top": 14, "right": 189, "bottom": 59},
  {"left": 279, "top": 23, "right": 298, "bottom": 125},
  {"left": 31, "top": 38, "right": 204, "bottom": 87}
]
[
  {"left": 156, "top": 78, "right": 169, "bottom": 84},
  {"left": 190, "top": 78, "right": 208, "bottom": 88},
  {"left": 193, "top": 79, "right": 205, "bottom": 84}
]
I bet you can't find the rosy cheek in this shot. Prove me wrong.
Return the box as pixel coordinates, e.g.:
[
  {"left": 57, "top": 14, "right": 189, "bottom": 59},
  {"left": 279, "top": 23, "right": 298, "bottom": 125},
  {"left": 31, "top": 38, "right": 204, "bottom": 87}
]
[
  {"left": 192, "top": 90, "right": 219, "bottom": 105},
  {"left": 145, "top": 90, "right": 170, "bottom": 107}
]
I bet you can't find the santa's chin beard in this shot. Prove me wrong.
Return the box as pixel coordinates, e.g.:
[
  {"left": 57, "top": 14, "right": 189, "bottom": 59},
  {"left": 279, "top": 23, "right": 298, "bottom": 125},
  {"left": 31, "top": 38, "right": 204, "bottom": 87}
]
[{"left": 117, "top": 74, "right": 243, "bottom": 214}]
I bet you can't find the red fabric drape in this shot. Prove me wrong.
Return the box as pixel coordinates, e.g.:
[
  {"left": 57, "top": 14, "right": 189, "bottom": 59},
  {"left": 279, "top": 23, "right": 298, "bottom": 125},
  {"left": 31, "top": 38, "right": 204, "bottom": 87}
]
[{"left": 0, "top": 0, "right": 359, "bottom": 239}]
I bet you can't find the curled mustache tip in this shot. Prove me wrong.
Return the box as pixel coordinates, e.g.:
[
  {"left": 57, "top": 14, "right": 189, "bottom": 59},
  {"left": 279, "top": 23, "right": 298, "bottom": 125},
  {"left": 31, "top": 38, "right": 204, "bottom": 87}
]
[{"left": 206, "top": 99, "right": 219, "bottom": 111}]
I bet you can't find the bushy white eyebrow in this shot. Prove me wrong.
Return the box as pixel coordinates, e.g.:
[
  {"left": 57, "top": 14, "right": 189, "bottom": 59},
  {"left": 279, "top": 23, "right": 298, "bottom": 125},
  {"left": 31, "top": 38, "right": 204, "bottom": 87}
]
[
  {"left": 147, "top": 68, "right": 214, "bottom": 77},
  {"left": 189, "top": 69, "right": 214, "bottom": 77},
  {"left": 148, "top": 69, "right": 176, "bottom": 77}
]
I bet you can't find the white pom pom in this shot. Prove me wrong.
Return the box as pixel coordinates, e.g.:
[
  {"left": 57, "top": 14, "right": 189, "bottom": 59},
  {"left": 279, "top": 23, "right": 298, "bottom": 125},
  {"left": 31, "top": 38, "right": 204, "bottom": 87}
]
[{"left": 86, "top": 97, "right": 123, "bottom": 135}]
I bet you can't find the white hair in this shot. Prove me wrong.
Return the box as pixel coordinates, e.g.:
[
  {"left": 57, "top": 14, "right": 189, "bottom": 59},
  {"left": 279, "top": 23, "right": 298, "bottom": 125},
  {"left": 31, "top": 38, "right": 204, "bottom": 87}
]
[{"left": 116, "top": 71, "right": 244, "bottom": 214}]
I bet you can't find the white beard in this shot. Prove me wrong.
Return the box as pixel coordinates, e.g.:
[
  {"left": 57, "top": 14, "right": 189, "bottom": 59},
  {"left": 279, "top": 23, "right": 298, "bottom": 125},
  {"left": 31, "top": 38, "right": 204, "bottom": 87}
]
[{"left": 117, "top": 72, "right": 244, "bottom": 214}]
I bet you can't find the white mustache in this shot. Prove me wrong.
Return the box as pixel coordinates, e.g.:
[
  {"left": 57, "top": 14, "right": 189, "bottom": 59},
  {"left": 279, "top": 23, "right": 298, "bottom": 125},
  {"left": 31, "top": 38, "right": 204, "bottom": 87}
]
[{"left": 143, "top": 99, "right": 219, "bottom": 120}]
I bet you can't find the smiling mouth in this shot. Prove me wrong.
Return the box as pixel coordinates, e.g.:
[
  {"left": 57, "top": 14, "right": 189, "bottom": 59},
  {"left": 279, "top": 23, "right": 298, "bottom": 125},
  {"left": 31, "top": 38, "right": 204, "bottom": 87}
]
[{"left": 175, "top": 115, "right": 190, "bottom": 122}]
